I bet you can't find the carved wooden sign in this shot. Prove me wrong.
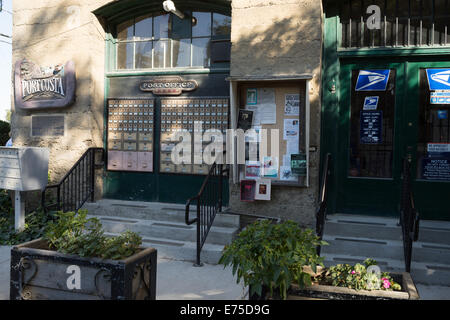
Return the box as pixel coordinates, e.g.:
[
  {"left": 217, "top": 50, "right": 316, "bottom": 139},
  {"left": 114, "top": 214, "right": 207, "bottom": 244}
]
[
  {"left": 14, "top": 59, "right": 76, "bottom": 110},
  {"left": 140, "top": 76, "right": 198, "bottom": 95}
]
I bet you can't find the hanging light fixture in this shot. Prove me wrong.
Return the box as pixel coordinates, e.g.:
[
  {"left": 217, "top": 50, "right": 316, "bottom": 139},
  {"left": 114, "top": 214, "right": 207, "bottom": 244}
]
[{"left": 162, "top": 1, "right": 185, "bottom": 19}]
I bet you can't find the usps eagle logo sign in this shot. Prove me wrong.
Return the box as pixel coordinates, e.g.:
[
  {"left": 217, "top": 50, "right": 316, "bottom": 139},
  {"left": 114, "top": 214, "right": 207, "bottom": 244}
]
[
  {"left": 427, "top": 69, "right": 450, "bottom": 91},
  {"left": 355, "top": 70, "right": 390, "bottom": 91}
]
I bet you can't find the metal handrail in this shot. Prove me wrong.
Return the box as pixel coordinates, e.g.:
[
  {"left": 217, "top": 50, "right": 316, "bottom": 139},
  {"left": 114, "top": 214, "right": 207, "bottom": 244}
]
[
  {"left": 185, "top": 154, "right": 228, "bottom": 266},
  {"left": 316, "top": 153, "right": 332, "bottom": 256},
  {"left": 42, "top": 147, "right": 105, "bottom": 213},
  {"left": 400, "top": 157, "right": 420, "bottom": 273}
]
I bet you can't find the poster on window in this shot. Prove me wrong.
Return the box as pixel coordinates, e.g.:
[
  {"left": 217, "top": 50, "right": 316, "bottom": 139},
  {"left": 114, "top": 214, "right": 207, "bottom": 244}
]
[
  {"left": 285, "top": 94, "right": 300, "bottom": 116},
  {"left": 360, "top": 111, "right": 383, "bottom": 144}
]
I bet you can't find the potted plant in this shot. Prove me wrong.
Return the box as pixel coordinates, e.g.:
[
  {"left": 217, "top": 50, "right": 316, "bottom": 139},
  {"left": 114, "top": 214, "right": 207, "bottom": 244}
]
[
  {"left": 288, "top": 259, "right": 419, "bottom": 300},
  {"left": 219, "top": 220, "right": 326, "bottom": 300},
  {"left": 219, "top": 220, "right": 419, "bottom": 300},
  {"left": 10, "top": 210, "right": 157, "bottom": 300}
]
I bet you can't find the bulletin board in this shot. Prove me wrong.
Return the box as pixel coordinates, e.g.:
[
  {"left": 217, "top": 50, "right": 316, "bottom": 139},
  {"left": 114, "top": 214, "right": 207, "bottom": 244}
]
[{"left": 237, "top": 81, "right": 308, "bottom": 187}]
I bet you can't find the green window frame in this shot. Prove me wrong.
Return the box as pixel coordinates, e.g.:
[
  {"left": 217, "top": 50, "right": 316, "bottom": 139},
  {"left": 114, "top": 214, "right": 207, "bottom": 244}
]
[{"left": 114, "top": 11, "right": 231, "bottom": 71}]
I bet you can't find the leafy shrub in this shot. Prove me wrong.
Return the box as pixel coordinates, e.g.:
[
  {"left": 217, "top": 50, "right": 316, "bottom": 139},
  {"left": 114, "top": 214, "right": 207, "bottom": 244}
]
[
  {"left": 0, "top": 120, "right": 10, "bottom": 146},
  {"left": 219, "top": 220, "right": 327, "bottom": 300},
  {"left": 44, "top": 210, "right": 142, "bottom": 260},
  {"left": 0, "top": 190, "right": 56, "bottom": 245},
  {"left": 318, "top": 258, "right": 402, "bottom": 291}
]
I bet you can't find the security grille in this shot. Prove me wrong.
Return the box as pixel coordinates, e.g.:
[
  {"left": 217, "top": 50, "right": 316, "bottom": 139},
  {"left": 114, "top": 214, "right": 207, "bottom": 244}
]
[{"left": 340, "top": 0, "right": 450, "bottom": 48}]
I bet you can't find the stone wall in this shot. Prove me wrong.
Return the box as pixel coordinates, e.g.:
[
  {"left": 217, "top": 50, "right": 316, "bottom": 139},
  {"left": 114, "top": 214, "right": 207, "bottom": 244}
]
[
  {"left": 11, "top": 0, "right": 109, "bottom": 184},
  {"left": 229, "top": 0, "right": 323, "bottom": 227}
]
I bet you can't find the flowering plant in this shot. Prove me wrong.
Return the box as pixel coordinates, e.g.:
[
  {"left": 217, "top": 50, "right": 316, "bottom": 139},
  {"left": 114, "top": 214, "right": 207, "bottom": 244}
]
[{"left": 317, "top": 258, "right": 402, "bottom": 291}]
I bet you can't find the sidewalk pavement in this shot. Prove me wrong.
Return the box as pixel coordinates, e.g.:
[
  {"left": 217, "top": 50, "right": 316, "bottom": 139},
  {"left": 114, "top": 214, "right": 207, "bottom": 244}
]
[{"left": 1, "top": 245, "right": 449, "bottom": 300}]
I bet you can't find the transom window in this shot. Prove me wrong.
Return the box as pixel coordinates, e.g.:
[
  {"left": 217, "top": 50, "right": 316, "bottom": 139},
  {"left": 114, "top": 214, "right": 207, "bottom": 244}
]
[
  {"left": 339, "top": 0, "right": 450, "bottom": 48},
  {"left": 115, "top": 12, "right": 231, "bottom": 70}
]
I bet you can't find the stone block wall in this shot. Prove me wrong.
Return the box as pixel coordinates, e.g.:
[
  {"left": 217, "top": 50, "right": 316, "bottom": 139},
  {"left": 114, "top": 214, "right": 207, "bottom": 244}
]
[{"left": 229, "top": 0, "right": 323, "bottom": 227}]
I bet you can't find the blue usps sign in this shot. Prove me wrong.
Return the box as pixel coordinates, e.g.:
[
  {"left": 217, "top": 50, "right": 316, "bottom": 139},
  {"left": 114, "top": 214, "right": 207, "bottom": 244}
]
[
  {"left": 363, "top": 96, "right": 379, "bottom": 110},
  {"left": 426, "top": 69, "right": 450, "bottom": 91},
  {"left": 355, "top": 70, "right": 390, "bottom": 91}
]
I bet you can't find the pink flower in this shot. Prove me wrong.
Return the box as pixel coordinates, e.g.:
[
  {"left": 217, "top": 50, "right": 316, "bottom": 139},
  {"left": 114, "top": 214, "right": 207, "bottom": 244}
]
[
  {"left": 383, "top": 279, "right": 391, "bottom": 289},
  {"left": 351, "top": 270, "right": 356, "bottom": 275}
]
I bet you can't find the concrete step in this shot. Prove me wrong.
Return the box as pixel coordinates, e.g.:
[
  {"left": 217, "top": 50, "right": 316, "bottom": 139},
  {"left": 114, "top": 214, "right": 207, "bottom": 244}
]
[
  {"left": 83, "top": 199, "right": 240, "bottom": 229},
  {"left": 322, "top": 235, "right": 450, "bottom": 265},
  {"left": 94, "top": 215, "right": 237, "bottom": 246},
  {"left": 105, "top": 232, "right": 225, "bottom": 265},
  {"left": 325, "top": 214, "right": 450, "bottom": 245}
]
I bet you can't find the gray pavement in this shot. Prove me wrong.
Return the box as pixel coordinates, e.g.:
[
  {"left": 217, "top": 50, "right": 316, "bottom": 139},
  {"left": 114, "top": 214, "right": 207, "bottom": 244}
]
[{"left": 1, "top": 245, "right": 449, "bottom": 300}]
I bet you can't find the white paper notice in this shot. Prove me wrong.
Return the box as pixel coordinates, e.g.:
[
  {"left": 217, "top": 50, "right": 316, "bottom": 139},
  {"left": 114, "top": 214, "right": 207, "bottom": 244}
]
[
  {"left": 245, "top": 105, "right": 261, "bottom": 125},
  {"left": 259, "top": 103, "right": 277, "bottom": 124},
  {"left": 280, "top": 166, "right": 297, "bottom": 181},
  {"left": 284, "top": 119, "right": 300, "bottom": 140},
  {"left": 286, "top": 139, "right": 299, "bottom": 155},
  {"left": 285, "top": 94, "right": 300, "bottom": 116}
]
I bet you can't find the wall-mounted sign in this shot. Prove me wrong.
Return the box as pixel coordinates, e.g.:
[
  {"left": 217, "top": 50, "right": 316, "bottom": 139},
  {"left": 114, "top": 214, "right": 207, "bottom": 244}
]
[
  {"left": 355, "top": 70, "right": 390, "bottom": 91},
  {"left": 14, "top": 59, "right": 76, "bottom": 110},
  {"left": 426, "top": 69, "right": 450, "bottom": 91},
  {"left": 140, "top": 76, "right": 198, "bottom": 95}
]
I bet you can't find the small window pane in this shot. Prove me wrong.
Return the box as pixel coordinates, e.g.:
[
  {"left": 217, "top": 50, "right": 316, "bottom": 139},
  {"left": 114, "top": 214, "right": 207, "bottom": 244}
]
[
  {"left": 135, "top": 14, "right": 153, "bottom": 39},
  {"left": 117, "top": 42, "right": 134, "bottom": 69},
  {"left": 135, "top": 42, "right": 153, "bottom": 69},
  {"left": 154, "top": 14, "right": 170, "bottom": 39},
  {"left": 154, "top": 40, "right": 170, "bottom": 68},
  {"left": 173, "top": 39, "right": 191, "bottom": 67},
  {"left": 213, "top": 13, "right": 231, "bottom": 36},
  {"left": 117, "top": 20, "right": 134, "bottom": 40},
  {"left": 192, "top": 38, "right": 210, "bottom": 67},
  {"left": 193, "top": 12, "right": 211, "bottom": 37}
]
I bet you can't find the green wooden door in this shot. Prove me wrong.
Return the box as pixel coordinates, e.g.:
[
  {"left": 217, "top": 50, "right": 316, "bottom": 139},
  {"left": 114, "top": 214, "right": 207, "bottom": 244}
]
[
  {"left": 337, "top": 61, "right": 406, "bottom": 216},
  {"left": 406, "top": 61, "right": 450, "bottom": 221},
  {"left": 336, "top": 59, "right": 450, "bottom": 220}
]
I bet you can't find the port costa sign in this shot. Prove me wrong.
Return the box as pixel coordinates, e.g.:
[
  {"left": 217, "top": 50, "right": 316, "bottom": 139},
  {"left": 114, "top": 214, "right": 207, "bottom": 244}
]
[{"left": 14, "top": 59, "right": 76, "bottom": 110}]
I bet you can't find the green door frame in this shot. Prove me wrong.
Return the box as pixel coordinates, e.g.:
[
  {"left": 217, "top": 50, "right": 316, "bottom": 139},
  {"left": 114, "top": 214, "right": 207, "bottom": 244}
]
[
  {"left": 336, "top": 61, "right": 406, "bottom": 216},
  {"left": 321, "top": 4, "right": 450, "bottom": 219}
]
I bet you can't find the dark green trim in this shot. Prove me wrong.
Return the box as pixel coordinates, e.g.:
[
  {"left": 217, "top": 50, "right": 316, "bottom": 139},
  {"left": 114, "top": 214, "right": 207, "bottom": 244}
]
[
  {"left": 320, "top": 10, "right": 340, "bottom": 215},
  {"left": 94, "top": 0, "right": 231, "bottom": 26},
  {"left": 338, "top": 47, "right": 450, "bottom": 58},
  {"left": 106, "top": 68, "right": 230, "bottom": 78}
]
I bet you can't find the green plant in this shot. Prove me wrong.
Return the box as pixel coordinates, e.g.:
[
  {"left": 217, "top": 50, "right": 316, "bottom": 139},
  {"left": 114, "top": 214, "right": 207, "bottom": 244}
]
[
  {"left": 44, "top": 210, "right": 142, "bottom": 260},
  {"left": 319, "top": 258, "right": 402, "bottom": 291},
  {"left": 0, "top": 120, "right": 10, "bottom": 146},
  {"left": 219, "top": 220, "right": 327, "bottom": 300},
  {"left": 0, "top": 190, "right": 56, "bottom": 245}
]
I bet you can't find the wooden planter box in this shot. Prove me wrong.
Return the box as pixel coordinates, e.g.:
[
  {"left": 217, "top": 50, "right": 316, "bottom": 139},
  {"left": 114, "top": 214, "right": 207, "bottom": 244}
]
[
  {"left": 10, "top": 238, "right": 157, "bottom": 300},
  {"left": 250, "top": 272, "right": 420, "bottom": 300}
]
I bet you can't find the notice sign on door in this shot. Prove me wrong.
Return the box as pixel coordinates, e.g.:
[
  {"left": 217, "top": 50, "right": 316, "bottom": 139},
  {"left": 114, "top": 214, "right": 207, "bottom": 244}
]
[
  {"left": 360, "top": 111, "right": 383, "bottom": 144},
  {"left": 422, "top": 158, "right": 450, "bottom": 181}
]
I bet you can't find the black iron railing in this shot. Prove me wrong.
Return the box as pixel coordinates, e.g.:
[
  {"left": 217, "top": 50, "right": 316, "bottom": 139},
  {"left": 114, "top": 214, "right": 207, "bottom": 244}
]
[
  {"left": 400, "top": 157, "right": 420, "bottom": 273},
  {"left": 316, "top": 153, "right": 332, "bottom": 256},
  {"left": 42, "top": 148, "right": 105, "bottom": 213},
  {"left": 186, "top": 158, "right": 228, "bottom": 267}
]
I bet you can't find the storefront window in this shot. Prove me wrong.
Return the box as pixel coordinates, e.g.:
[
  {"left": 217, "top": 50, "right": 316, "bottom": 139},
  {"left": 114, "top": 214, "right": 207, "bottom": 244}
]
[
  {"left": 339, "top": 0, "right": 450, "bottom": 48},
  {"left": 115, "top": 11, "right": 230, "bottom": 70}
]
